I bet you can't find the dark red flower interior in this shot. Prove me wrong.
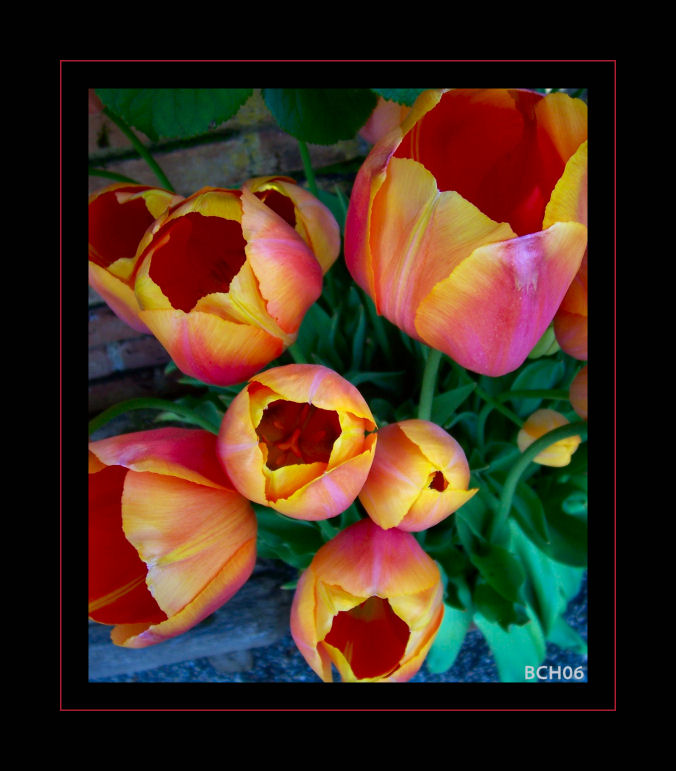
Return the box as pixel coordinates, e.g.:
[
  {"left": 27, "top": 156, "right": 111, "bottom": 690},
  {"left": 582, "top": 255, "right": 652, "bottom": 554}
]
[
  {"left": 88, "top": 465, "right": 167, "bottom": 625},
  {"left": 255, "top": 189, "right": 297, "bottom": 228},
  {"left": 148, "top": 212, "right": 247, "bottom": 312},
  {"left": 324, "top": 596, "right": 410, "bottom": 680},
  {"left": 429, "top": 470, "right": 448, "bottom": 492},
  {"left": 394, "top": 89, "right": 566, "bottom": 237},
  {"left": 89, "top": 192, "right": 157, "bottom": 270},
  {"left": 256, "top": 399, "right": 341, "bottom": 470}
]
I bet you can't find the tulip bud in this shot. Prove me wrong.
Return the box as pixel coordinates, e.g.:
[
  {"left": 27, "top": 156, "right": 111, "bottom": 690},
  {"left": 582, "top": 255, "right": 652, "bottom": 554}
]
[
  {"left": 290, "top": 518, "right": 444, "bottom": 682},
  {"left": 345, "top": 88, "right": 588, "bottom": 377},
  {"left": 359, "top": 419, "right": 478, "bottom": 532},
  {"left": 88, "top": 184, "right": 184, "bottom": 332},
  {"left": 133, "top": 186, "right": 326, "bottom": 386},
  {"left": 517, "top": 409, "right": 582, "bottom": 467},
  {"left": 218, "top": 364, "right": 377, "bottom": 521},
  {"left": 89, "top": 428, "right": 257, "bottom": 648},
  {"left": 243, "top": 176, "right": 340, "bottom": 275}
]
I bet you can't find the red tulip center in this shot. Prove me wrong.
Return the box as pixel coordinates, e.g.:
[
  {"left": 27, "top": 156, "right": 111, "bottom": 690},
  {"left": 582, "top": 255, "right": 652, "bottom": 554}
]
[
  {"left": 256, "top": 399, "right": 341, "bottom": 470},
  {"left": 89, "top": 193, "right": 157, "bottom": 270},
  {"left": 428, "top": 470, "right": 448, "bottom": 492},
  {"left": 88, "top": 465, "right": 167, "bottom": 625},
  {"left": 255, "top": 189, "right": 297, "bottom": 228},
  {"left": 324, "top": 596, "right": 411, "bottom": 680},
  {"left": 148, "top": 212, "right": 247, "bottom": 312},
  {"left": 395, "top": 89, "right": 566, "bottom": 237}
]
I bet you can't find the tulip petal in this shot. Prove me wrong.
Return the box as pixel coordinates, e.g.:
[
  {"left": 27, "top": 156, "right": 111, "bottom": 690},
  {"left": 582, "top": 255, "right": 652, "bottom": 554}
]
[
  {"left": 240, "top": 188, "right": 323, "bottom": 335},
  {"left": 369, "top": 157, "right": 516, "bottom": 335},
  {"left": 271, "top": 435, "right": 376, "bottom": 520},
  {"left": 138, "top": 308, "right": 285, "bottom": 386},
  {"left": 89, "top": 261, "right": 151, "bottom": 334},
  {"left": 534, "top": 93, "right": 588, "bottom": 168},
  {"left": 245, "top": 176, "right": 340, "bottom": 275},
  {"left": 517, "top": 409, "right": 582, "bottom": 467},
  {"left": 310, "top": 518, "right": 441, "bottom": 598},
  {"left": 89, "top": 427, "right": 233, "bottom": 490},
  {"left": 252, "top": 364, "right": 376, "bottom": 428},
  {"left": 415, "top": 221, "right": 588, "bottom": 376},
  {"left": 88, "top": 465, "right": 167, "bottom": 625},
  {"left": 569, "top": 365, "right": 588, "bottom": 420},
  {"left": 543, "top": 141, "right": 588, "bottom": 229},
  {"left": 121, "top": 471, "right": 256, "bottom": 616},
  {"left": 359, "top": 423, "right": 433, "bottom": 529}
]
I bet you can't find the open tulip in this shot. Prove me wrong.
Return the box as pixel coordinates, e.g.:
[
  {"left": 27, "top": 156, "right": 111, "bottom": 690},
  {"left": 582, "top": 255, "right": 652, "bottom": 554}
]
[
  {"left": 517, "top": 409, "right": 582, "bottom": 467},
  {"left": 243, "top": 176, "right": 340, "bottom": 275},
  {"left": 359, "top": 419, "right": 478, "bottom": 532},
  {"left": 290, "top": 518, "right": 444, "bottom": 682},
  {"left": 218, "top": 363, "right": 377, "bottom": 520},
  {"left": 88, "top": 183, "right": 184, "bottom": 332},
  {"left": 89, "top": 427, "right": 257, "bottom": 648},
  {"left": 133, "top": 186, "right": 326, "bottom": 386},
  {"left": 345, "top": 88, "right": 588, "bottom": 376}
]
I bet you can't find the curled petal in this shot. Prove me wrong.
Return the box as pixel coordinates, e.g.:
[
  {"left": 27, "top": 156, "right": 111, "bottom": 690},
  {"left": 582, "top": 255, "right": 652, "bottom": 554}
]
[
  {"left": 89, "top": 261, "right": 151, "bottom": 334},
  {"left": 415, "top": 221, "right": 588, "bottom": 376},
  {"left": 245, "top": 176, "right": 340, "bottom": 274}
]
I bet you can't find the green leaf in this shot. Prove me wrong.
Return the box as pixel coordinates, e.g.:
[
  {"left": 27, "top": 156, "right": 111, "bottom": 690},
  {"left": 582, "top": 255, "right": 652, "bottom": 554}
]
[
  {"left": 254, "top": 505, "right": 324, "bottom": 568},
  {"left": 431, "top": 383, "right": 476, "bottom": 427},
  {"left": 508, "top": 358, "right": 566, "bottom": 417},
  {"left": 470, "top": 543, "right": 525, "bottom": 603},
  {"left": 474, "top": 607, "right": 547, "bottom": 682},
  {"left": 510, "top": 480, "right": 551, "bottom": 547},
  {"left": 473, "top": 581, "right": 527, "bottom": 629},
  {"left": 547, "top": 616, "right": 587, "bottom": 655},
  {"left": 426, "top": 604, "right": 472, "bottom": 674},
  {"left": 263, "top": 89, "right": 378, "bottom": 144},
  {"left": 370, "top": 88, "right": 429, "bottom": 106},
  {"left": 96, "top": 89, "right": 253, "bottom": 142}
]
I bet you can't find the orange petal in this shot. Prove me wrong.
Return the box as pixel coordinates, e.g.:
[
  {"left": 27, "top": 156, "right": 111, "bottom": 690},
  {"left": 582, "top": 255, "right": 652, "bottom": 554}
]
[
  {"left": 415, "top": 221, "right": 587, "bottom": 376},
  {"left": 89, "top": 261, "right": 151, "bottom": 334},
  {"left": 517, "top": 409, "right": 582, "bottom": 467},
  {"left": 245, "top": 176, "right": 340, "bottom": 275},
  {"left": 240, "top": 187, "right": 323, "bottom": 335},
  {"left": 569, "top": 365, "right": 588, "bottom": 420},
  {"left": 120, "top": 472, "right": 256, "bottom": 617},
  {"left": 138, "top": 308, "right": 285, "bottom": 387},
  {"left": 534, "top": 93, "right": 588, "bottom": 167},
  {"left": 89, "top": 427, "right": 234, "bottom": 490},
  {"left": 543, "top": 141, "right": 588, "bottom": 229}
]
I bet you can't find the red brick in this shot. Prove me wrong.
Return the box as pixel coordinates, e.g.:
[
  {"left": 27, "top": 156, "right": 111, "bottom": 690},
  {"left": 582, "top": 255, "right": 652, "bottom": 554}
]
[
  {"left": 118, "top": 337, "right": 171, "bottom": 371},
  {"left": 89, "top": 347, "right": 115, "bottom": 380}
]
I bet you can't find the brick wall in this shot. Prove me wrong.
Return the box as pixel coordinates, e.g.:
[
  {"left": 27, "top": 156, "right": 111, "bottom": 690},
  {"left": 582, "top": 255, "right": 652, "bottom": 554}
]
[{"left": 88, "top": 89, "right": 368, "bottom": 416}]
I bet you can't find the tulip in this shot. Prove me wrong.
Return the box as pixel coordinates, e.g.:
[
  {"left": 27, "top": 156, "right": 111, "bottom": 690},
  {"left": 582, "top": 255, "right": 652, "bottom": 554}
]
[
  {"left": 359, "top": 419, "right": 478, "bottom": 532},
  {"left": 345, "top": 88, "right": 588, "bottom": 377},
  {"left": 88, "top": 183, "right": 184, "bottom": 333},
  {"left": 569, "top": 365, "right": 588, "bottom": 420},
  {"left": 89, "top": 427, "right": 257, "bottom": 648},
  {"left": 290, "top": 518, "right": 444, "bottom": 682},
  {"left": 517, "top": 409, "right": 582, "bottom": 467},
  {"left": 133, "top": 186, "right": 325, "bottom": 386},
  {"left": 243, "top": 176, "right": 340, "bottom": 275},
  {"left": 218, "top": 363, "right": 377, "bottom": 520}
]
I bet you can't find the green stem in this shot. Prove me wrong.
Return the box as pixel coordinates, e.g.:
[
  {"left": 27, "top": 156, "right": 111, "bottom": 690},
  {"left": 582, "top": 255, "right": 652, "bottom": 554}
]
[
  {"left": 475, "top": 385, "right": 524, "bottom": 428},
  {"left": 88, "top": 397, "right": 221, "bottom": 437},
  {"left": 298, "top": 140, "right": 319, "bottom": 199},
  {"left": 417, "top": 347, "right": 443, "bottom": 421},
  {"left": 498, "top": 388, "right": 570, "bottom": 402},
  {"left": 88, "top": 167, "right": 143, "bottom": 185},
  {"left": 287, "top": 342, "right": 308, "bottom": 364},
  {"left": 102, "top": 107, "right": 175, "bottom": 192},
  {"left": 488, "top": 420, "right": 588, "bottom": 541}
]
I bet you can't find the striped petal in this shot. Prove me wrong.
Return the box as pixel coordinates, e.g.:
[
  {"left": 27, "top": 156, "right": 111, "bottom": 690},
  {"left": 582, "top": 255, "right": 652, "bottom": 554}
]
[{"left": 415, "top": 221, "right": 588, "bottom": 376}]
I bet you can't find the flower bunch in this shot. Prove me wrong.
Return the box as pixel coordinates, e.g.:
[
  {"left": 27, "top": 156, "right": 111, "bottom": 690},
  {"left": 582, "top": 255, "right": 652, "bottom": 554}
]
[{"left": 87, "top": 87, "right": 592, "bottom": 686}]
